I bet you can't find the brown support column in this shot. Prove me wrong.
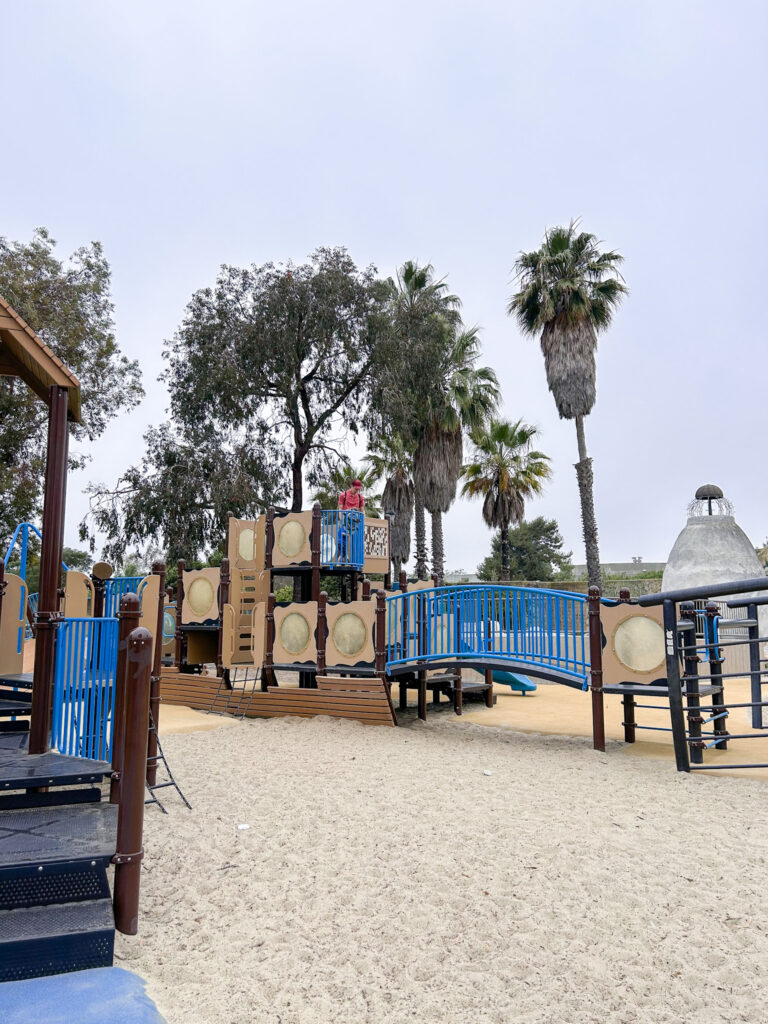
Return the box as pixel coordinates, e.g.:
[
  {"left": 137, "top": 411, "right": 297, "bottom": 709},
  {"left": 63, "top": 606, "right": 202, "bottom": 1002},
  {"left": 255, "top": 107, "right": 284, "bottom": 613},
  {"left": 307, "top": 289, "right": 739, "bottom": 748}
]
[
  {"left": 588, "top": 586, "right": 606, "bottom": 753},
  {"left": 317, "top": 591, "right": 327, "bottom": 677},
  {"left": 618, "top": 588, "right": 635, "bottom": 743},
  {"left": 375, "top": 590, "right": 397, "bottom": 724},
  {"left": 311, "top": 503, "right": 321, "bottom": 603},
  {"left": 146, "top": 561, "right": 166, "bottom": 787},
  {"left": 174, "top": 560, "right": 185, "bottom": 667},
  {"left": 361, "top": 578, "right": 371, "bottom": 601},
  {"left": 29, "top": 386, "right": 69, "bottom": 755},
  {"left": 217, "top": 557, "right": 230, "bottom": 679},
  {"left": 110, "top": 593, "right": 141, "bottom": 803},
  {"left": 112, "top": 626, "right": 152, "bottom": 936},
  {"left": 265, "top": 507, "right": 275, "bottom": 571},
  {"left": 398, "top": 571, "right": 407, "bottom": 593},
  {"left": 264, "top": 592, "right": 276, "bottom": 690},
  {"left": 0, "top": 561, "right": 5, "bottom": 643},
  {"left": 484, "top": 667, "right": 494, "bottom": 708}
]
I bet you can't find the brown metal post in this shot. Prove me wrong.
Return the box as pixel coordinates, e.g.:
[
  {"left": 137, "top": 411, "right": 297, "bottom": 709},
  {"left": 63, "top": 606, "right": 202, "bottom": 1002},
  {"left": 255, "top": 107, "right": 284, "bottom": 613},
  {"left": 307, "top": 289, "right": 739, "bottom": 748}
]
[
  {"left": 217, "top": 557, "right": 230, "bottom": 679},
  {"left": 484, "top": 667, "right": 494, "bottom": 708},
  {"left": 375, "top": 590, "right": 396, "bottom": 724},
  {"left": 351, "top": 571, "right": 359, "bottom": 601},
  {"left": 146, "top": 561, "right": 166, "bottom": 787},
  {"left": 362, "top": 578, "right": 371, "bottom": 601},
  {"left": 311, "top": 503, "right": 321, "bottom": 603},
  {"left": 265, "top": 507, "right": 275, "bottom": 571},
  {"left": 618, "top": 588, "right": 635, "bottom": 743},
  {"left": 174, "top": 560, "right": 185, "bottom": 667},
  {"left": 399, "top": 571, "right": 408, "bottom": 593},
  {"left": 29, "top": 385, "right": 69, "bottom": 755},
  {"left": 92, "top": 576, "right": 106, "bottom": 620},
  {"left": 112, "top": 626, "right": 152, "bottom": 936},
  {"left": 110, "top": 593, "right": 141, "bottom": 803},
  {"left": 264, "top": 592, "right": 276, "bottom": 690},
  {"left": 317, "top": 591, "right": 327, "bottom": 676},
  {"left": 0, "top": 561, "right": 5, "bottom": 642},
  {"left": 588, "top": 586, "right": 606, "bottom": 752}
]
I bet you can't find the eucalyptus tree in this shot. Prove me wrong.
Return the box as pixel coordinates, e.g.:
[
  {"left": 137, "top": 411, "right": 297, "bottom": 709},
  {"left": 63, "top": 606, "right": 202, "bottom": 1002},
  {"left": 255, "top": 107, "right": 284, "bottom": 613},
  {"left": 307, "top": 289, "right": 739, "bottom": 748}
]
[
  {"left": 0, "top": 228, "right": 143, "bottom": 543},
  {"left": 415, "top": 324, "right": 499, "bottom": 584},
  {"left": 461, "top": 419, "right": 551, "bottom": 580},
  {"left": 365, "top": 435, "right": 414, "bottom": 580},
  {"left": 508, "top": 222, "right": 627, "bottom": 588},
  {"left": 84, "top": 247, "right": 392, "bottom": 562}
]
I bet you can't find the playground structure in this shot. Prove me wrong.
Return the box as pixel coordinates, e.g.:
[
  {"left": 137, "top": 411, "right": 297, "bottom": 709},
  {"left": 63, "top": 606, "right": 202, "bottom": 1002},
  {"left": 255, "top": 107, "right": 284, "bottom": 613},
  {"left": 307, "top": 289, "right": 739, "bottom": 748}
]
[{"left": 150, "top": 506, "right": 768, "bottom": 772}]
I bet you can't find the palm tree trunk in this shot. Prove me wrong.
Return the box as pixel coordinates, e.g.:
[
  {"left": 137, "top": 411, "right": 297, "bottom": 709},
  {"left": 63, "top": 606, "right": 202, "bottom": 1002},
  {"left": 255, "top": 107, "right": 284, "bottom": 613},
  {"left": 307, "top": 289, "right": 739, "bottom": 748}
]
[
  {"left": 431, "top": 511, "right": 444, "bottom": 586},
  {"left": 574, "top": 415, "right": 602, "bottom": 590},
  {"left": 414, "top": 493, "right": 428, "bottom": 580},
  {"left": 392, "top": 557, "right": 401, "bottom": 583},
  {"left": 500, "top": 524, "right": 510, "bottom": 582}
]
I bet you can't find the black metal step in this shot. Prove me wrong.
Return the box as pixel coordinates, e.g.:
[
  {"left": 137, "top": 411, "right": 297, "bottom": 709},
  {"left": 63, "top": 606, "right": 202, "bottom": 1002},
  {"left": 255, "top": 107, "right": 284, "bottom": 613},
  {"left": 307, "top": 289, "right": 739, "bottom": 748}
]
[
  {"left": 0, "top": 857, "right": 111, "bottom": 911},
  {"left": 0, "top": 803, "right": 118, "bottom": 870},
  {"left": 0, "top": 673, "right": 33, "bottom": 689},
  {"left": 0, "top": 689, "right": 34, "bottom": 705},
  {"left": 0, "top": 748, "right": 112, "bottom": 791},
  {"left": 0, "top": 899, "right": 114, "bottom": 982},
  {"left": 0, "top": 701, "right": 31, "bottom": 717}
]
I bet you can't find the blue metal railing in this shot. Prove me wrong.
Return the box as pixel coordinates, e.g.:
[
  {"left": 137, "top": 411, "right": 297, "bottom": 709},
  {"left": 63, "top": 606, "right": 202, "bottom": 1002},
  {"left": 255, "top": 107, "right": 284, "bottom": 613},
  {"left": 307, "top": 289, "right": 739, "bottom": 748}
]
[
  {"left": 52, "top": 617, "right": 120, "bottom": 761},
  {"left": 24, "top": 592, "right": 38, "bottom": 639},
  {"left": 385, "top": 585, "right": 590, "bottom": 686},
  {"left": 320, "top": 510, "right": 365, "bottom": 570},
  {"left": 103, "top": 576, "right": 144, "bottom": 618},
  {"left": 2, "top": 521, "right": 69, "bottom": 578}
]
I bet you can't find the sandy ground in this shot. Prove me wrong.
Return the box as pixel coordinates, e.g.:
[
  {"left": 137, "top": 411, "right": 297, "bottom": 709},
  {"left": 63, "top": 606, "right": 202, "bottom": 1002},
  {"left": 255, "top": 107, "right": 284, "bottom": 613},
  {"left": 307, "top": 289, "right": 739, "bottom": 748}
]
[{"left": 116, "top": 697, "right": 768, "bottom": 1024}]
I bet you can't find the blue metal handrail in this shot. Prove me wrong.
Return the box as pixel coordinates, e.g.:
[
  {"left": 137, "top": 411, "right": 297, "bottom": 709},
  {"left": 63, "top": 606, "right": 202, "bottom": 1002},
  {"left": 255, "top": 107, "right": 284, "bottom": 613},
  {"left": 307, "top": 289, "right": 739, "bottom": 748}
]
[
  {"left": 320, "top": 510, "right": 365, "bottom": 570},
  {"left": 385, "top": 584, "right": 590, "bottom": 685},
  {"left": 52, "top": 617, "right": 119, "bottom": 761},
  {"left": 2, "top": 521, "right": 69, "bottom": 578}
]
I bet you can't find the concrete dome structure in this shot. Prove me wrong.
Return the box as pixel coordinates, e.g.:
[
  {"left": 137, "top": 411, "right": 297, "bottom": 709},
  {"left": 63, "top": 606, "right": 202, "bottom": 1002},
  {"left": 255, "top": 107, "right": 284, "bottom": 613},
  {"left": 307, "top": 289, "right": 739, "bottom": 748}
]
[
  {"left": 663, "top": 485, "right": 764, "bottom": 591},
  {"left": 663, "top": 486, "right": 767, "bottom": 676}
]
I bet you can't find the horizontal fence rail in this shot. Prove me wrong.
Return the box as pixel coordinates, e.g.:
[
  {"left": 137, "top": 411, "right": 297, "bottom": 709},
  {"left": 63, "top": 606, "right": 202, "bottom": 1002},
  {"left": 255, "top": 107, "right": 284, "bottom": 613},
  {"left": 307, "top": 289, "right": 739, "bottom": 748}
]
[
  {"left": 385, "top": 585, "right": 590, "bottom": 685},
  {"left": 52, "top": 617, "right": 120, "bottom": 760},
  {"left": 320, "top": 510, "right": 365, "bottom": 570}
]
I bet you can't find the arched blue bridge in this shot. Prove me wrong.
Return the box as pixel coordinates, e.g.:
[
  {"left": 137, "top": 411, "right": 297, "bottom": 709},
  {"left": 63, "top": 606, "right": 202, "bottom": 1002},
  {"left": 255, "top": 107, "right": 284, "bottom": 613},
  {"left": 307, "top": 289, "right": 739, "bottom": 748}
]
[{"left": 384, "top": 584, "right": 591, "bottom": 688}]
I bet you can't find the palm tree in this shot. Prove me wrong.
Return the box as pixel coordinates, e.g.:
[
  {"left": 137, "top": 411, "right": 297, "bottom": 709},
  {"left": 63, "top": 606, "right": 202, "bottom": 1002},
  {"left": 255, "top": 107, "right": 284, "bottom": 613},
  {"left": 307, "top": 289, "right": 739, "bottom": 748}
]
[
  {"left": 415, "top": 324, "right": 499, "bottom": 584},
  {"left": 389, "top": 261, "right": 462, "bottom": 579},
  {"left": 365, "top": 435, "right": 414, "bottom": 581},
  {"left": 311, "top": 464, "right": 382, "bottom": 517},
  {"left": 461, "top": 419, "right": 551, "bottom": 580},
  {"left": 508, "top": 221, "right": 627, "bottom": 588}
]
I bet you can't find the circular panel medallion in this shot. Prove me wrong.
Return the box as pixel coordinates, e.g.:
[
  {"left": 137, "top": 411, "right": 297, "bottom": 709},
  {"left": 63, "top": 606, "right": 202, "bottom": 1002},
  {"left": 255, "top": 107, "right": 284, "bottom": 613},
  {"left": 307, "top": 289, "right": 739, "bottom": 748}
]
[
  {"left": 320, "top": 529, "right": 337, "bottom": 564},
  {"left": 238, "top": 528, "right": 255, "bottom": 561},
  {"left": 188, "top": 577, "right": 215, "bottom": 618},
  {"left": 162, "top": 608, "right": 176, "bottom": 640},
  {"left": 333, "top": 612, "right": 367, "bottom": 659},
  {"left": 280, "top": 612, "right": 311, "bottom": 655},
  {"left": 613, "top": 616, "right": 665, "bottom": 673},
  {"left": 277, "top": 520, "right": 306, "bottom": 559}
]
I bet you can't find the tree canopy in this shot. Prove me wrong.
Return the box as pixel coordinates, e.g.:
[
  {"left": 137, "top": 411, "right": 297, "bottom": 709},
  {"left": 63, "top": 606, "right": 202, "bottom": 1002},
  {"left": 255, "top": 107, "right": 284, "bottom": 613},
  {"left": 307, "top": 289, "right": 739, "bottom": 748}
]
[
  {"left": 476, "top": 517, "right": 573, "bottom": 582},
  {"left": 0, "top": 228, "right": 143, "bottom": 543}
]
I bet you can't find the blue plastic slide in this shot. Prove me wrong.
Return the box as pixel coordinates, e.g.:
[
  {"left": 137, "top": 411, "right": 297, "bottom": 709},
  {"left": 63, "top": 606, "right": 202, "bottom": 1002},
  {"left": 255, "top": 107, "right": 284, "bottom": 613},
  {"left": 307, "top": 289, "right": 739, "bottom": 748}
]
[{"left": 490, "top": 669, "right": 537, "bottom": 695}]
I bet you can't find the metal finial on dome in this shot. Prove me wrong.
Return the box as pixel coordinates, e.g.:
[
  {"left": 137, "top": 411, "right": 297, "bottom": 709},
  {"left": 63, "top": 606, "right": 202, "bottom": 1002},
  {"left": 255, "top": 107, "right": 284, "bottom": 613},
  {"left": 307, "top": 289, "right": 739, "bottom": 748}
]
[{"left": 687, "top": 484, "right": 733, "bottom": 518}]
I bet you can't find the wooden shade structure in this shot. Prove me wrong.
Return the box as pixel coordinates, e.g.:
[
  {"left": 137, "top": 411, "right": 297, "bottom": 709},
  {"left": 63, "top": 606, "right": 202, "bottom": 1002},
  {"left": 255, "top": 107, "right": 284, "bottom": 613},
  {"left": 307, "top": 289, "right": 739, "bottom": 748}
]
[{"left": 0, "top": 294, "right": 82, "bottom": 753}]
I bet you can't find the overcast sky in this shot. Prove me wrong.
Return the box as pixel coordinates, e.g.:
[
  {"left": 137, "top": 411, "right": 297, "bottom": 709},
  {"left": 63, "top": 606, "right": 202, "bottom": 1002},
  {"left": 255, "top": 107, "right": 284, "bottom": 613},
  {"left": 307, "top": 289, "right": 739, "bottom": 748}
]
[{"left": 2, "top": 1, "right": 766, "bottom": 573}]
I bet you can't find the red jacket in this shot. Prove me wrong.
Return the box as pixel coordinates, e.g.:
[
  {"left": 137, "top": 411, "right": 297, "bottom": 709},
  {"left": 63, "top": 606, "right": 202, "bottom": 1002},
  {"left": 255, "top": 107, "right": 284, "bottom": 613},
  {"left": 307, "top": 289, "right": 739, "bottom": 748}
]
[{"left": 338, "top": 488, "right": 365, "bottom": 510}]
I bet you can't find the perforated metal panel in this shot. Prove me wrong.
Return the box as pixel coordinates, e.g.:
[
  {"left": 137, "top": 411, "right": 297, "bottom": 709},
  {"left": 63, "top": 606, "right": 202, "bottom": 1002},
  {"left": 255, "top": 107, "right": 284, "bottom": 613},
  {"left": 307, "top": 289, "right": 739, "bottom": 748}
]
[{"left": 0, "top": 861, "right": 110, "bottom": 910}]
